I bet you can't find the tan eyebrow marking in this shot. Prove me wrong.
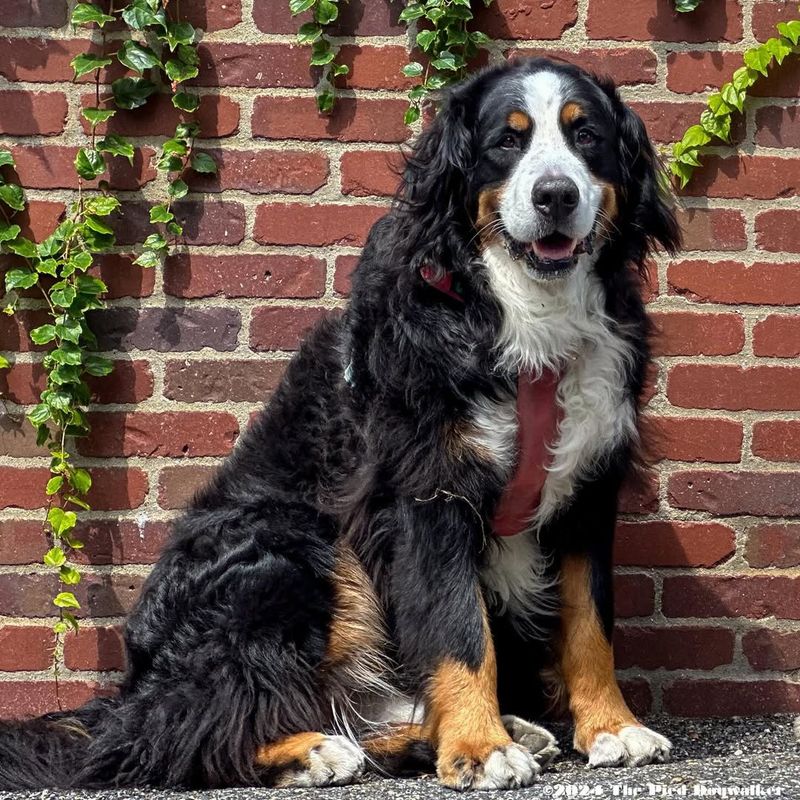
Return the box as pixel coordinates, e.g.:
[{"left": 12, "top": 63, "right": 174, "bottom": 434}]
[
  {"left": 507, "top": 111, "right": 531, "bottom": 131},
  {"left": 561, "top": 101, "right": 584, "bottom": 126}
]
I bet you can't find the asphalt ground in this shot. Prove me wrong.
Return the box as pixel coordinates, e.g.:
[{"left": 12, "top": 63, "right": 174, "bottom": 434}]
[{"left": 4, "top": 715, "right": 798, "bottom": 800}]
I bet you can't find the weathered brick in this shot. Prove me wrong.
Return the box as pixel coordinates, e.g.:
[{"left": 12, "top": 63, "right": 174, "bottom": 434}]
[
  {"left": 746, "top": 523, "right": 800, "bottom": 568},
  {"left": 341, "top": 151, "right": 403, "bottom": 197},
  {"left": 0, "top": 90, "right": 67, "bottom": 135},
  {"left": 615, "top": 521, "right": 736, "bottom": 568},
  {"left": 650, "top": 311, "right": 744, "bottom": 356},
  {"left": 254, "top": 0, "right": 405, "bottom": 36},
  {"left": 752, "top": 0, "right": 797, "bottom": 41},
  {"left": 668, "top": 471, "right": 800, "bottom": 517},
  {"left": 183, "top": 0, "right": 241, "bottom": 31},
  {"left": 620, "top": 680, "right": 652, "bottom": 718},
  {"left": 88, "top": 360, "right": 155, "bottom": 404},
  {"left": 615, "top": 626, "right": 734, "bottom": 670},
  {"left": 88, "top": 307, "right": 241, "bottom": 353},
  {"left": 630, "top": 101, "right": 714, "bottom": 145},
  {"left": 755, "top": 210, "right": 800, "bottom": 253},
  {"left": 64, "top": 626, "right": 126, "bottom": 672},
  {"left": 95, "top": 255, "right": 157, "bottom": 299},
  {"left": 755, "top": 106, "right": 800, "bottom": 149},
  {"left": 684, "top": 156, "right": 800, "bottom": 200},
  {"left": 754, "top": 315, "right": 800, "bottom": 359},
  {"left": 252, "top": 97, "right": 409, "bottom": 143},
  {"left": 79, "top": 412, "right": 239, "bottom": 458},
  {"left": 618, "top": 472, "right": 659, "bottom": 514},
  {"left": 250, "top": 307, "right": 333, "bottom": 352},
  {"left": 743, "top": 630, "right": 800, "bottom": 672},
  {"left": 663, "top": 575, "right": 800, "bottom": 620},
  {"left": 0, "top": 626, "right": 52, "bottom": 671},
  {"left": 164, "top": 359, "right": 288, "bottom": 403},
  {"left": 614, "top": 575, "right": 655, "bottom": 618},
  {"left": 0, "top": 681, "right": 114, "bottom": 719},
  {"left": 6, "top": 1, "right": 67, "bottom": 27},
  {"left": 16, "top": 200, "right": 65, "bottom": 242},
  {"left": 668, "top": 260, "right": 800, "bottom": 305},
  {"left": 645, "top": 415, "right": 743, "bottom": 463},
  {"left": 186, "top": 149, "right": 328, "bottom": 195},
  {"left": 0, "top": 310, "right": 50, "bottom": 352},
  {"left": 0, "top": 415, "right": 43, "bottom": 457},
  {"left": 668, "top": 364, "right": 800, "bottom": 411},
  {"left": 676, "top": 208, "right": 747, "bottom": 252},
  {"left": 158, "top": 465, "right": 216, "bottom": 510},
  {"left": 588, "top": 0, "right": 742, "bottom": 42},
  {"left": 164, "top": 254, "right": 326, "bottom": 299},
  {"left": 508, "top": 47, "right": 658, "bottom": 86},
  {"left": 474, "top": 0, "right": 578, "bottom": 39},
  {"left": 254, "top": 203, "right": 386, "bottom": 247},
  {"left": 663, "top": 679, "right": 800, "bottom": 716},
  {"left": 752, "top": 421, "right": 800, "bottom": 462}
]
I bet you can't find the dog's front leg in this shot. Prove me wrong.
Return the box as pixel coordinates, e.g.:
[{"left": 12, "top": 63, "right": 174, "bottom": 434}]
[{"left": 389, "top": 496, "right": 539, "bottom": 790}]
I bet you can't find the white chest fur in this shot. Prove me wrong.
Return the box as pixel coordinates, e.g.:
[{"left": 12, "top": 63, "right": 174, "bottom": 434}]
[{"left": 476, "top": 244, "right": 638, "bottom": 628}]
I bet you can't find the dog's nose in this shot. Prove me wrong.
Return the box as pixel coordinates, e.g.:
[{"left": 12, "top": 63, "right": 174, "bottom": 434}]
[{"left": 532, "top": 177, "right": 579, "bottom": 221}]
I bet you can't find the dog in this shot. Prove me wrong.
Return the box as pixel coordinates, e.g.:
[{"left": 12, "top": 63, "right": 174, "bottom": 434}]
[{"left": 0, "top": 56, "right": 680, "bottom": 791}]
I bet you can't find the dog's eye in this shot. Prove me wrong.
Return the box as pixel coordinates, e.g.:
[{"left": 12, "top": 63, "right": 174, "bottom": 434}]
[
  {"left": 498, "top": 134, "right": 518, "bottom": 150},
  {"left": 576, "top": 128, "right": 596, "bottom": 146}
]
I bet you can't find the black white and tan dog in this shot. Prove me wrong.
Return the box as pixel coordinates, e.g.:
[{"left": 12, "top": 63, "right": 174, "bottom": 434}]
[{"left": 0, "top": 56, "right": 681, "bottom": 790}]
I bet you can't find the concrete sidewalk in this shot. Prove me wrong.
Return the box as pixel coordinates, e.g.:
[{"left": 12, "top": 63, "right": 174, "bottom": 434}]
[{"left": 4, "top": 715, "right": 798, "bottom": 799}]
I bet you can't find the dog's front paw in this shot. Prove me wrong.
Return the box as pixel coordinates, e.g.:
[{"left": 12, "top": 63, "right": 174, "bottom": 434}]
[
  {"left": 502, "top": 714, "right": 560, "bottom": 769},
  {"left": 438, "top": 741, "right": 539, "bottom": 790},
  {"left": 584, "top": 725, "right": 671, "bottom": 768}
]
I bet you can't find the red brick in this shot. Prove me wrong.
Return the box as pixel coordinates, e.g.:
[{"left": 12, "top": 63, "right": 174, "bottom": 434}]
[
  {"left": 254, "top": 0, "right": 405, "bottom": 36},
  {"left": 668, "top": 364, "right": 800, "bottom": 411},
  {"left": 619, "top": 680, "right": 652, "bottom": 717},
  {"left": 164, "top": 359, "right": 289, "bottom": 403},
  {"left": 16, "top": 200, "right": 65, "bottom": 242},
  {"left": 668, "top": 260, "right": 800, "bottom": 305},
  {"left": 640, "top": 363, "right": 659, "bottom": 408},
  {"left": 615, "top": 521, "right": 736, "bottom": 567},
  {"left": 684, "top": 156, "right": 800, "bottom": 200},
  {"left": 0, "top": 626, "right": 53, "bottom": 671},
  {"left": 650, "top": 311, "right": 744, "bottom": 356},
  {"left": 79, "top": 412, "right": 239, "bottom": 458},
  {"left": 6, "top": 1, "right": 67, "bottom": 26},
  {"left": 81, "top": 93, "right": 239, "bottom": 138},
  {"left": 0, "top": 361, "right": 44, "bottom": 404},
  {"left": 0, "top": 310, "right": 50, "bottom": 352},
  {"left": 644, "top": 416, "right": 742, "bottom": 463},
  {"left": 9, "top": 146, "right": 156, "bottom": 191},
  {"left": 666, "top": 51, "right": 741, "bottom": 93},
  {"left": 0, "top": 38, "right": 125, "bottom": 84},
  {"left": 0, "top": 681, "right": 114, "bottom": 719},
  {"left": 749, "top": 52, "right": 800, "bottom": 97},
  {"left": 676, "top": 208, "right": 747, "bottom": 252},
  {"left": 64, "top": 626, "right": 125, "bottom": 672},
  {"left": 752, "top": 1, "right": 798, "bottom": 41},
  {"left": 250, "top": 307, "right": 333, "bottom": 352},
  {"left": 755, "top": 106, "right": 800, "bottom": 149},
  {"left": 254, "top": 203, "right": 386, "bottom": 247},
  {"left": 252, "top": 97, "right": 409, "bottom": 143},
  {"left": 341, "top": 151, "right": 403, "bottom": 197},
  {"left": 618, "top": 472, "right": 659, "bottom": 514},
  {"left": 186, "top": 149, "right": 328, "bottom": 195},
  {"left": 614, "top": 574, "right": 655, "bottom": 618},
  {"left": 752, "top": 421, "right": 800, "bottom": 462},
  {"left": 756, "top": 210, "right": 800, "bottom": 253},
  {"left": 0, "top": 90, "right": 67, "bottom": 136},
  {"left": 158, "top": 465, "right": 216, "bottom": 510},
  {"left": 183, "top": 0, "right": 241, "bottom": 31},
  {"left": 668, "top": 470, "right": 800, "bottom": 516},
  {"left": 0, "top": 416, "right": 43, "bottom": 457},
  {"left": 195, "top": 42, "right": 312, "bottom": 88},
  {"left": 95, "top": 255, "right": 156, "bottom": 299},
  {"left": 630, "top": 101, "right": 711, "bottom": 145},
  {"left": 746, "top": 523, "right": 800, "bottom": 568},
  {"left": 508, "top": 47, "right": 657, "bottom": 86},
  {"left": 165, "top": 254, "right": 326, "bottom": 299},
  {"left": 588, "top": 0, "right": 742, "bottom": 42},
  {"left": 743, "top": 629, "right": 800, "bottom": 672},
  {"left": 663, "top": 679, "right": 800, "bottom": 716},
  {"left": 473, "top": 0, "right": 577, "bottom": 40},
  {"left": 615, "top": 626, "right": 734, "bottom": 670},
  {"left": 663, "top": 575, "right": 800, "bottom": 619},
  {"left": 334, "top": 255, "right": 360, "bottom": 298},
  {"left": 88, "top": 360, "right": 155, "bottom": 404}
]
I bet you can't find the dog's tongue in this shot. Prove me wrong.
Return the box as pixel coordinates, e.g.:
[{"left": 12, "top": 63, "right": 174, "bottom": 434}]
[{"left": 530, "top": 233, "right": 577, "bottom": 261}]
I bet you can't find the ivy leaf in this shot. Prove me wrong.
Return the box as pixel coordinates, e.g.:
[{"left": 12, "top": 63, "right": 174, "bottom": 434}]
[
  {"left": 315, "top": 0, "right": 339, "bottom": 25},
  {"left": 172, "top": 91, "right": 200, "bottom": 112},
  {"left": 290, "top": 0, "right": 317, "bottom": 13},
  {"left": 0, "top": 183, "right": 25, "bottom": 211},
  {"left": 431, "top": 50, "right": 459, "bottom": 71},
  {"left": 55, "top": 317, "right": 82, "bottom": 343},
  {"left": 143, "top": 233, "right": 168, "bottom": 250},
  {"left": 0, "top": 151, "right": 15, "bottom": 168},
  {"left": 74, "top": 148, "right": 106, "bottom": 180},
  {"left": 48, "top": 507, "right": 78, "bottom": 537},
  {"left": 167, "top": 221, "right": 183, "bottom": 236},
  {"left": 72, "top": 467, "right": 93, "bottom": 495},
  {"left": 297, "top": 23, "right": 323, "bottom": 44},
  {"left": 721, "top": 83, "right": 744, "bottom": 113},
  {"left": 97, "top": 134, "right": 135, "bottom": 163},
  {"left": 402, "top": 62, "right": 424, "bottom": 78},
  {"left": 84, "top": 215, "right": 114, "bottom": 236},
  {"left": 37, "top": 259, "right": 59, "bottom": 277},
  {"left": 29, "top": 324, "right": 56, "bottom": 344},
  {"left": 59, "top": 565, "right": 82, "bottom": 585},
  {"left": 28, "top": 404, "right": 51, "bottom": 426},
  {"left": 404, "top": 104, "right": 421, "bottom": 125},
  {"left": 44, "top": 546, "right": 67, "bottom": 566},
  {"left": 81, "top": 107, "right": 116, "bottom": 127},
  {"left": 70, "top": 53, "right": 113, "bottom": 79},
  {"left": 82, "top": 355, "right": 114, "bottom": 377},
  {"left": 416, "top": 30, "right": 437, "bottom": 51},
  {"left": 53, "top": 592, "right": 81, "bottom": 609},
  {"left": 165, "top": 57, "right": 199, "bottom": 83},
  {"left": 317, "top": 89, "right": 335, "bottom": 114},
  {"left": 7, "top": 238, "right": 37, "bottom": 259},
  {"left": 764, "top": 36, "right": 793, "bottom": 66},
  {"left": 777, "top": 20, "right": 800, "bottom": 46},
  {"left": 0, "top": 221, "right": 20, "bottom": 243},
  {"left": 331, "top": 63, "right": 349, "bottom": 77},
  {"left": 168, "top": 179, "right": 189, "bottom": 199},
  {"left": 51, "top": 283, "right": 77, "bottom": 308},
  {"left": 399, "top": 3, "right": 425, "bottom": 21},
  {"left": 71, "top": 3, "right": 115, "bottom": 26},
  {"left": 149, "top": 204, "right": 174, "bottom": 223},
  {"left": 117, "top": 40, "right": 162, "bottom": 73},
  {"left": 0, "top": 355, "right": 9, "bottom": 369},
  {"left": 86, "top": 196, "right": 120, "bottom": 216},
  {"left": 133, "top": 249, "right": 161, "bottom": 268},
  {"left": 111, "top": 77, "right": 157, "bottom": 110},
  {"left": 5, "top": 269, "right": 39, "bottom": 291},
  {"left": 190, "top": 152, "right": 217, "bottom": 174},
  {"left": 76, "top": 275, "right": 107, "bottom": 296},
  {"left": 163, "top": 21, "right": 196, "bottom": 51},
  {"left": 121, "top": 3, "right": 161, "bottom": 30},
  {"left": 680, "top": 124, "right": 712, "bottom": 149},
  {"left": 743, "top": 46, "right": 772, "bottom": 76},
  {"left": 674, "top": 0, "right": 702, "bottom": 11},
  {"left": 310, "top": 38, "right": 335, "bottom": 66}
]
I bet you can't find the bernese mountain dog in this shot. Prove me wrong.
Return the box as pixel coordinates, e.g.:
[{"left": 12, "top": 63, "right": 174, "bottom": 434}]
[{"left": 0, "top": 56, "right": 681, "bottom": 791}]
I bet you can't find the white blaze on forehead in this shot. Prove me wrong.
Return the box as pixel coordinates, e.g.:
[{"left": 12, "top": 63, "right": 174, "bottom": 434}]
[{"left": 499, "top": 70, "right": 601, "bottom": 244}]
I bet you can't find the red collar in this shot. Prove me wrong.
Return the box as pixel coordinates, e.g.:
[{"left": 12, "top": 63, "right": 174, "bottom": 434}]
[{"left": 420, "top": 264, "right": 465, "bottom": 303}]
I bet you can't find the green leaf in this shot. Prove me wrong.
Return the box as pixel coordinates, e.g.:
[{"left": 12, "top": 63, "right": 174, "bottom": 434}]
[
  {"left": 721, "top": 83, "right": 744, "bottom": 113},
  {"left": 71, "top": 3, "right": 115, "bottom": 26},
  {"left": 399, "top": 3, "right": 425, "bottom": 21},
  {"left": 0, "top": 221, "right": 20, "bottom": 243},
  {"left": 53, "top": 592, "right": 81, "bottom": 609},
  {"left": 0, "top": 151, "right": 15, "bottom": 168},
  {"left": 168, "top": 179, "right": 189, "bottom": 199},
  {"left": 190, "top": 152, "right": 217, "bottom": 174},
  {"left": 70, "top": 53, "right": 113, "bottom": 79},
  {"left": 290, "top": 0, "right": 316, "bottom": 13},
  {"left": 84, "top": 215, "right": 114, "bottom": 236},
  {"left": 172, "top": 91, "right": 200, "bottom": 112},
  {"left": 70, "top": 468, "right": 92, "bottom": 495},
  {"left": 7, "top": 237, "right": 37, "bottom": 259},
  {"left": 55, "top": 317, "right": 82, "bottom": 343},
  {"left": 404, "top": 104, "right": 421, "bottom": 125},
  {"left": 61, "top": 611, "right": 80, "bottom": 632},
  {"left": 317, "top": 89, "right": 335, "bottom": 114},
  {"left": 121, "top": 3, "right": 160, "bottom": 29},
  {"left": 143, "top": 232, "right": 168, "bottom": 250},
  {"left": 315, "top": 0, "right": 339, "bottom": 25},
  {"left": 81, "top": 107, "right": 116, "bottom": 127},
  {"left": 167, "top": 221, "right": 183, "bottom": 236},
  {"left": 86, "top": 196, "right": 120, "bottom": 216},
  {"left": 117, "top": 39, "right": 161, "bottom": 73},
  {"left": 163, "top": 137, "right": 188, "bottom": 156},
  {"left": 0, "top": 183, "right": 25, "bottom": 211},
  {"left": 674, "top": 0, "right": 702, "bottom": 11},
  {"left": 74, "top": 148, "right": 106, "bottom": 180},
  {"left": 163, "top": 21, "right": 196, "bottom": 50},
  {"left": 165, "top": 56, "right": 199, "bottom": 83},
  {"left": 28, "top": 404, "right": 51, "bottom": 426},
  {"left": 59, "top": 565, "right": 82, "bottom": 585},
  {"left": 30, "top": 324, "right": 56, "bottom": 344},
  {"left": 297, "top": 22, "right": 323, "bottom": 44},
  {"left": 133, "top": 249, "right": 161, "bottom": 268},
  {"left": 743, "top": 46, "right": 772, "bottom": 76},
  {"left": 76, "top": 275, "right": 107, "bottom": 296},
  {"left": 469, "top": 30, "right": 491, "bottom": 45},
  {"left": 680, "top": 124, "right": 712, "bottom": 149},
  {"left": 46, "top": 476, "right": 64, "bottom": 496},
  {"left": 175, "top": 121, "right": 200, "bottom": 139},
  {"left": 51, "top": 284, "right": 77, "bottom": 308},
  {"left": 402, "top": 62, "right": 424, "bottom": 78},
  {"left": 331, "top": 63, "right": 349, "bottom": 77},
  {"left": 431, "top": 50, "right": 459, "bottom": 71},
  {"left": 764, "top": 36, "right": 793, "bottom": 66},
  {"left": 44, "top": 546, "right": 67, "bottom": 566},
  {"left": 777, "top": 20, "right": 800, "bottom": 46},
  {"left": 48, "top": 507, "right": 77, "bottom": 537},
  {"left": 416, "top": 30, "right": 437, "bottom": 51},
  {"left": 96, "top": 134, "right": 135, "bottom": 164},
  {"left": 111, "top": 77, "right": 157, "bottom": 110},
  {"left": 83, "top": 354, "right": 114, "bottom": 376},
  {"left": 310, "top": 38, "right": 335, "bottom": 65},
  {"left": 5, "top": 269, "right": 38, "bottom": 291},
  {"left": 0, "top": 355, "right": 8, "bottom": 369},
  {"left": 149, "top": 204, "right": 174, "bottom": 223}
]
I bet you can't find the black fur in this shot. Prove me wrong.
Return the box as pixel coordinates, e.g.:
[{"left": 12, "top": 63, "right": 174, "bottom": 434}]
[{"left": 0, "top": 57, "right": 679, "bottom": 790}]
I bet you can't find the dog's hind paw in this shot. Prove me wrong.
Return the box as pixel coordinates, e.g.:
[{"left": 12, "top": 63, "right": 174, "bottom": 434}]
[
  {"left": 587, "top": 725, "right": 671, "bottom": 768},
  {"left": 502, "top": 714, "right": 561, "bottom": 769},
  {"left": 276, "top": 735, "right": 365, "bottom": 787}
]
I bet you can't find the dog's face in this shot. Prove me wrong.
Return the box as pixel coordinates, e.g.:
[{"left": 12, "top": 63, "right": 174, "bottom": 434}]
[{"left": 400, "top": 58, "right": 679, "bottom": 281}]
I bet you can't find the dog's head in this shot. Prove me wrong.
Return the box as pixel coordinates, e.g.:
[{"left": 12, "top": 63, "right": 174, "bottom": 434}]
[{"left": 399, "top": 57, "right": 680, "bottom": 280}]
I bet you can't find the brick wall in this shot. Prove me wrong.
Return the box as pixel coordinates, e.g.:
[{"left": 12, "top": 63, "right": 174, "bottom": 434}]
[{"left": 0, "top": 0, "right": 799, "bottom": 719}]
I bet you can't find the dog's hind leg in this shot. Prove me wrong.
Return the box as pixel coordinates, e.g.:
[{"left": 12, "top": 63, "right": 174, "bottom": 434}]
[{"left": 361, "top": 724, "right": 436, "bottom": 777}]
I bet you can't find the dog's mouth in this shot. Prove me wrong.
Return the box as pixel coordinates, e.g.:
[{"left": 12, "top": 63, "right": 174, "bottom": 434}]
[{"left": 505, "top": 231, "right": 594, "bottom": 278}]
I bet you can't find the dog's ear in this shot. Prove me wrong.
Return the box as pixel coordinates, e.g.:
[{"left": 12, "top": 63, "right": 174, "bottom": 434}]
[{"left": 605, "top": 84, "right": 682, "bottom": 268}]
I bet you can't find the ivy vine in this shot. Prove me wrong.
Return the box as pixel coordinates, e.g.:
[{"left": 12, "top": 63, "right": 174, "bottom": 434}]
[
  {"left": 674, "top": 0, "right": 704, "bottom": 12},
  {"left": 671, "top": 18, "right": 800, "bottom": 187},
  {"left": 0, "top": 0, "right": 215, "bottom": 680}
]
